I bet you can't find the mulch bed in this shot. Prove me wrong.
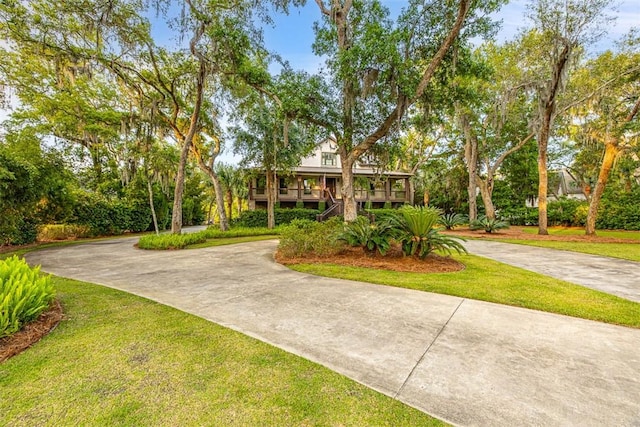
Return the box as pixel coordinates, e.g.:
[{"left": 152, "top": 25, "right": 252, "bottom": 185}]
[
  {"left": 275, "top": 245, "right": 465, "bottom": 273},
  {"left": 0, "top": 300, "right": 64, "bottom": 363}
]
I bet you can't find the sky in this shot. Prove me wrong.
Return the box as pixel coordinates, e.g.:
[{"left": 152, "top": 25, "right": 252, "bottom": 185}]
[{"left": 261, "top": 0, "right": 640, "bottom": 73}]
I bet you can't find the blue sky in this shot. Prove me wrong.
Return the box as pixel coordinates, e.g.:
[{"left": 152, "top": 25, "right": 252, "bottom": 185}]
[{"left": 262, "top": 0, "right": 640, "bottom": 72}]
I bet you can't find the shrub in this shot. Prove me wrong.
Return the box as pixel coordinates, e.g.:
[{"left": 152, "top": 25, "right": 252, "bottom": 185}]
[
  {"left": 200, "top": 226, "right": 281, "bottom": 239},
  {"left": 7, "top": 217, "right": 39, "bottom": 245},
  {"left": 338, "top": 216, "right": 394, "bottom": 256},
  {"left": 0, "top": 256, "right": 55, "bottom": 338},
  {"left": 470, "top": 216, "right": 510, "bottom": 233},
  {"left": 278, "top": 217, "right": 345, "bottom": 258},
  {"left": 137, "top": 232, "right": 207, "bottom": 250},
  {"left": 233, "top": 208, "right": 320, "bottom": 228},
  {"left": 439, "top": 213, "right": 468, "bottom": 230},
  {"left": 365, "top": 208, "right": 397, "bottom": 223},
  {"left": 547, "top": 198, "right": 586, "bottom": 226},
  {"left": 390, "top": 206, "right": 467, "bottom": 258},
  {"left": 499, "top": 207, "right": 538, "bottom": 226},
  {"left": 38, "top": 224, "right": 92, "bottom": 241}
]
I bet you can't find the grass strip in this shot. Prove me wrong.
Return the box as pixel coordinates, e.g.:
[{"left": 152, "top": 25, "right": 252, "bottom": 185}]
[
  {"left": 289, "top": 255, "right": 640, "bottom": 328},
  {"left": 138, "top": 227, "right": 282, "bottom": 250},
  {"left": 0, "top": 276, "right": 443, "bottom": 426},
  {"left": 187, "top": 235, "right": 278, "bottom": 249}
]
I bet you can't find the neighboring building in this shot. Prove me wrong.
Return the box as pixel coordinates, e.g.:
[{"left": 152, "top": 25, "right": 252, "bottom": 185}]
[
  {"left": 248, "top": 138, "right": 413, "bottom": 211},
  {"left": 526, "top": 168, "right": 588, "bottom": 208}
]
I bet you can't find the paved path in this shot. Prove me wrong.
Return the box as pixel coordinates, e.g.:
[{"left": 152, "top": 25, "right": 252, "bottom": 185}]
[
  {"left": 463, "top": 240, "right": 640, "bottom": 303},
  {"left": 25, "top": 238, "right": 640, "bottom": 426}
]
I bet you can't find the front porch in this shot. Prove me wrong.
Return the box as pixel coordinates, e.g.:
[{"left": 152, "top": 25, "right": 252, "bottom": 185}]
[{"left": 248, "top": 173, "right": 412, "bottom": 210}]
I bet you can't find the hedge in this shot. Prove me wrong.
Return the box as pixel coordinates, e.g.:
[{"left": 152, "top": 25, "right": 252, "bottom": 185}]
[{"left": 232, "top": 208, "right": 320, "bottom": 228}]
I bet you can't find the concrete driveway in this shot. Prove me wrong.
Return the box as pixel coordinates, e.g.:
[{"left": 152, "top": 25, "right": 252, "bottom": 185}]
[{"left": 25, "top": 238, "right": 640, "bottom": 426}]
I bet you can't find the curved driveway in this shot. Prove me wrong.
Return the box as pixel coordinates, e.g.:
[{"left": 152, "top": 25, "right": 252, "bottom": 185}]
[{"left": 26, "top": 238, "right": 640, "bottom": 427}]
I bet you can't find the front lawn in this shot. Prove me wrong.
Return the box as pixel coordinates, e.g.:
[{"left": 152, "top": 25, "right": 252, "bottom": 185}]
[{"left": 0, "top": 276, "right": 442, "bottom": 426}]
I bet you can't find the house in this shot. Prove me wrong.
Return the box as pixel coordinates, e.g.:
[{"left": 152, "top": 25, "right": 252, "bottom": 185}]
[{"left": 248, "top": 138, "right": 413, "bottom": 211}]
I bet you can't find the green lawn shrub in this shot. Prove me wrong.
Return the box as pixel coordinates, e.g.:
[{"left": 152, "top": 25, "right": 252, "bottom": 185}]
[
  {"left": 338, "top": 216, "right": 394, "bottom": 256},
  {"left": 138, "top": 232, "right": 208, "bottom": 250},
  {"left": 278, "top": 218, "right": 345, "bottom": 257},
  {"left": 233, "top": 208, "right": 320, "bottom": 228},
  {"left": 38, "top": 224, "right": 92, "bottom": 241},
  {"left": 470, "top": 215, "right": 510, "bottom": 233},
  {"left": 0, "top": 256, "right": 55, "bottom": 338},
  {"left": 201, "top": 226, "right": 281, "bottom": 239},
  {"left": 439, "top": 212, "right": 468, "bottom": 230},
  {"left": 73, "top": 195, "right": 151, "bottom": 236},
  {"left": 597, "top": 189, "right": 640, "bottom": 230},
  {"left": 391, "top": 206, "right": 467, "bottom": 258},
  {"left": 365, "top": 208, "right": 397, "bottom": 223}
]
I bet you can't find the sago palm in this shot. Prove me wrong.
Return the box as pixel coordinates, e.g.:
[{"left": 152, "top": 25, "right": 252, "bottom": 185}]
[{"left": 392, "top": 206, "right": 467, "bottom": 259}]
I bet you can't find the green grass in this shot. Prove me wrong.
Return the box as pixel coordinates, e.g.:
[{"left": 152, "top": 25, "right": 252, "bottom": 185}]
[
  {"left": 188, "top": 235, "right": 278, "bottom": 249},
  {"left": 138, "top": 227, "right": 281, "bottom": 250},
  {"left": 494, "top": 240, "right": 640, "bottom": 262},
  {"left": 289, "top": 255, "right": 640, "bottom": 328},
  {"left": 1, "top": 276, "right": 443, "bottom": 426}
]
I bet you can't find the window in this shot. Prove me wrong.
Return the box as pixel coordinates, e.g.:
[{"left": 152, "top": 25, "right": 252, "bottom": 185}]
[
  {"left": 321, "top": 152, "right": 337, "bottom": 166},
  {"left": 279, "top": 177, "right": 289, "bottom": 195},
  {"left": 256, "top": 176, "right": 266, "bottom": 195}
]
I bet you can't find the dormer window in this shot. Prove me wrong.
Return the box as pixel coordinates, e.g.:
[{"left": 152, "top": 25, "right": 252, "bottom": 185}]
[{"left": 321, "top": 152, "right": 337, "bottom": 166}]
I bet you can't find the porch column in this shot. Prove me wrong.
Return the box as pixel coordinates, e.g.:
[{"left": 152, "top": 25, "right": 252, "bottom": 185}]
[
  {"left": 385, "top": 179, "right": 391, "bottom": 201},
  {"left": 297, "top": 176, "right": 302, "bottom": 200}
]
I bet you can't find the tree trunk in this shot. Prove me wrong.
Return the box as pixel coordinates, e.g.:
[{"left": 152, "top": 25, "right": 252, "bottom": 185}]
[
  {"left": 226, "top": 189, "right": 233, "bottom": 222},
  {"left": 585, "top": 142, "right": 618, "bottom": 235},
  {"left": 462, "top": 115, "right": 478, "bottom": 221},
  {"left": 341, "top": 155, "right": 357, "bottom": 222},
  {"left": 266, "top": 169, "right": 277, "bottom": 229},
  {"left": 537, "top": 143, "right": 549, "bottom": 235},
  {"left": 197, "top": 166, "right": 228, "bottom": 231},
  {"left": 477, "top": 178, "right": 496, "bottom": 220},
  {"left": 211, "top": 172, "right": 229, "bottom": 231},
  {"left": 171, "top": 142, "right": 190, "bottom": 234},
  {"left": 146, "top": 172, "right": 159, "bottom": 235},
  {"left": 237, "top": 196, "right": 242, "bottom": 217}
]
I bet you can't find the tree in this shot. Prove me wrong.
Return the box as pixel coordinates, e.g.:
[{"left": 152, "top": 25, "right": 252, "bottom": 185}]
[
  {"left": 523, "top": 0, "right": 613, "bottom": 234},
  {"left": 233, "top": 71, "right": 319, "bottom": 228},
  {"left": 567, "top": 48, "right": 640, "bottom": 234},
  {"left": 309, "top": 0, "right": 502, "bottom": 221},
  {"left": 0, "top": 0, "right": 265, "bottom": 234},
  {"left": 456, "top": 43, "right": 536, "bottom": 220}
]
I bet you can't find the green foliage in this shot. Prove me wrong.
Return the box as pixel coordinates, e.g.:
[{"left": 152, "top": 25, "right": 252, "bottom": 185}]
[
  {"left": 547, "top": 198, "right": 587, "bottom": 227},
  {"left": 391, "top": 206, "right": 467, "bottom": 258},
  {"left": 72, "top": 193, "right": 151, "bottom": 236},
  {"left": 470, "top": 215, "right": 510, "bottom": 233},
  {"left": 232, "top": 208, "right": 320, "bottom": 228},
  {"left": 278, "top": 217, "right": 345, "bottom": 258},
  {"left": 499, "top": 207, "right": 539, "bottom": 226},
  {"left": 365, "top": 209, "right": 397, "bottom": 222},
  {"left": 0, "top": 256, "right": 55, "bottom": 338},
  {"left": 138, "top": 232, "right": 208, "bottom": 250},
  {"left": 597, "top": 188, "right": 640, "bottom": 231},
  {"left": 439, "top": 213, "right": 468, "bottom": 230},
  {"left": 38, "top": 224, "right": 92, "bottom": 241},
  {"left": 138, "top": 227, "right": 281, "bottom": 250},
  {"left": 338, "top": 216, "right": 394, "bottom": 256},
  {"left": 200, "top": 226, "right": 281, "bottom": 239}
]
